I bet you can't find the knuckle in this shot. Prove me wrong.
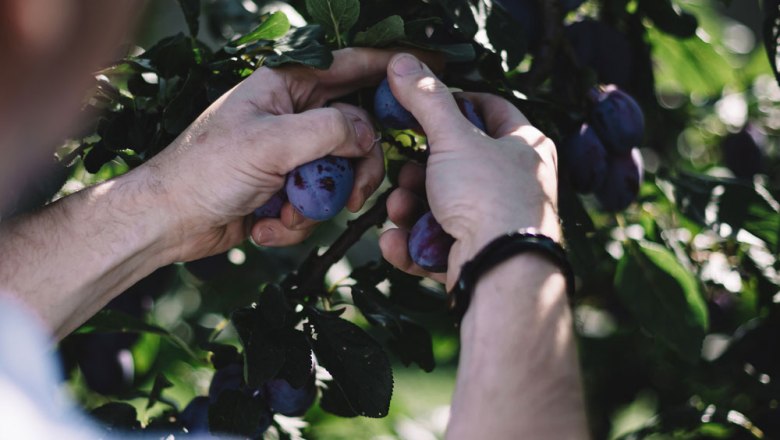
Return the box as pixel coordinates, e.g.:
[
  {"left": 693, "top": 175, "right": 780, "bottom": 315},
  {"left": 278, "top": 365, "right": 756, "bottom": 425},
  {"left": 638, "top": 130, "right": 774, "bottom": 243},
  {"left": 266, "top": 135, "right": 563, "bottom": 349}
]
[{"left": 314, "top": 108, "right": 352, "bottom": 144}]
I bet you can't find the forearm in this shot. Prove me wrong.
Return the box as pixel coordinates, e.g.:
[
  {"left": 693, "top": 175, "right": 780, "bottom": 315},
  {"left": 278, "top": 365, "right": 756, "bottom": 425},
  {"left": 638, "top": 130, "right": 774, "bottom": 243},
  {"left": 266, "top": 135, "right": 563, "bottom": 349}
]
[
  {"left": 0, "top": 166, "right": 175, "bottom": 339},
  {"left": 447, "top": 254, "right": 589, "bottom": 439}
]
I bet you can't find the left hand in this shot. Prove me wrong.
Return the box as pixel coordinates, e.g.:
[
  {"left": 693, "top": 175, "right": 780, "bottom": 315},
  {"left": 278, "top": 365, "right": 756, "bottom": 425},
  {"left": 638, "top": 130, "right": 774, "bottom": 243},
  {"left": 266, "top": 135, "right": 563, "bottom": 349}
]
[{"left": 136, "top": 49, "right": 438, "bottom": 263}]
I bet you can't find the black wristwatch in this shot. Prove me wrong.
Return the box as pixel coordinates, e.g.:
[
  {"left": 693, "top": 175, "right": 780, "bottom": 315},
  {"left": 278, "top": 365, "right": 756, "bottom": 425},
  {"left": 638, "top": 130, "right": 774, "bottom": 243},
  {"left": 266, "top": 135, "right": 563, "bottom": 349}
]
[{"left": 449, "top": 229, "right": 575, "bottom": 324}]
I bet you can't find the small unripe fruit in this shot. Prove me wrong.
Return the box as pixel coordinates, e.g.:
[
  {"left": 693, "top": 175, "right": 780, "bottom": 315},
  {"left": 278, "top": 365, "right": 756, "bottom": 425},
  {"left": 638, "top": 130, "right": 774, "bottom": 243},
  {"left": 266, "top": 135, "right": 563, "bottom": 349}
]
[
  {"left": 561, "top": 124, "right": 608, "bottom": 193},
  {"left": 588, "top": 85, "right": 645, "bottom": 155},
  {"left": 285, "top": 156, "right": 354, "bottom": 221},
  {"left": 594, "top": 148, "right": 644, "bottom": 212},
  {"left": 408, "top": 211, "right": 455, "bottom": 272}
]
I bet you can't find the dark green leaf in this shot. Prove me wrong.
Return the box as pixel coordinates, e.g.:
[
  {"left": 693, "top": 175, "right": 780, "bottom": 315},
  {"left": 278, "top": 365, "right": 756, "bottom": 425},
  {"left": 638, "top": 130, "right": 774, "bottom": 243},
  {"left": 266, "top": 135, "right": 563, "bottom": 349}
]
[
  {"left": 265, "top": 25, "right": 334, "bottom": 69},
  {"left": 231, "top": 307, "right": 285, "bottom": 386},
  {"left": 305, "top": 0, "right": 360, "bottom": 41},
  {"left": 639, "top": 0, "right": 698, "bottom": 38},
  {"left": 485, "top": 3, "right": 527, "bottom": 67},
  {"left": 207, "top": 343, "right": 242, "bottom": 369},
  {"left": 175, "top": 0, "right": 201, "bottom": 36},
  {"left": 91, "top": 402, "right": 140, "bottom": 431},
  {"left": 387, "top": 317, "right": 435, "bottom": 373},
  {"left": 306, "top": 310, "right": 393, "bottom": 417},
  {"left": 615, "top": 241, "right": 708, "bottom": 362},
  {"left": 354, "top": 15, "right": 406, "bottom": 47},
  {"left": 141, "top": 33, "right": 197, "bottom": 78},
  {"left": 278, "top": 330, "right": 313, "bottom": 389},
  {"left": 146, "top": 374, "right": 174, "bottom": 409},
  {"left": 163, "top": 71, "right": 207, "bottom": 134},
  {"left": 320, "top": 381, "right": 359, "bottom": 417},
  {"left": 258, "top": 284, "right": 289, "bottom": 330},
  {"left": 434, "top": 0, "right": 477, "bottom": 38},
  {"left": 233, "top": 11, "right": 291, "bottom": 46},
  {"left": 208, "top": 390, "right": 270, "bottom": 437},
  {"left": 719, "top": 183, "right": 780, "bottom": 252}
]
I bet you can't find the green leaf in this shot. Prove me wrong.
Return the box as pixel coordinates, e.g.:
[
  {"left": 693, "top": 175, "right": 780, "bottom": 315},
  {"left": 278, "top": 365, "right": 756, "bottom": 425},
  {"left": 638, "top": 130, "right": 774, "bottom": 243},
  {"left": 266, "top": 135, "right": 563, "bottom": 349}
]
[
  {"left": 639, "top": 0, "right": 698, "bottom": 39},
  {"left": 352, "top": 286, "right": 435, "bottom": 372},
  {"left": 265, "top": 25, "right": 334, "bottom": 69},
  {"left": 305, "top": 0, "right": 360, "bottom": 44},
  {"left": 434, "top": 0, "right": 477, "bottom": 38},
  {"left": 146, "top": 374, "right": 173, "bottom": 409},
  {"left": 175, "top": 0, "right": 201, "bottom": 37},
  {"left": 354, "top": 15, "right": 406, "bottom": 47},
  {"left": 485, "top": 3, "right": 528, "bottom": 67},
  {"left": 76, "top": 310, "right": 202, "bottom": 361},
  {"left": 231, "top": 307, "right": 285, "bottom": 386},
  {"left": 232, "top": 11, "right": 291, "bottom": 46},
  {"left": 615, "top": 241, "right": 708, "bottom": 362},
  {"left": 306, "top": 310, "right": 393, "bottom": 418}
]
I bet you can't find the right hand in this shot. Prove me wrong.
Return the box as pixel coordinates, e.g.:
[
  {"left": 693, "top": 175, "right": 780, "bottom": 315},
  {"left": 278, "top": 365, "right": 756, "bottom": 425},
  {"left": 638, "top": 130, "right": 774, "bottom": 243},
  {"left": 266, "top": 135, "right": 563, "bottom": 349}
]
[{"left": 378, "top": 54, "right": 561, "bottom": 290}]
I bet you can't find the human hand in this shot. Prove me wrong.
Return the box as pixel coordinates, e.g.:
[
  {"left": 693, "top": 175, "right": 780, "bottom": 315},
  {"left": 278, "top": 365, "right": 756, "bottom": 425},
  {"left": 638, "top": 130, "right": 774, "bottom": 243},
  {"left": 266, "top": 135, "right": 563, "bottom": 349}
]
[
  {"left": 378, "top": 54, "right": 560, "bottom": 290},
  {"left": 140, "top": 49, "right": 428, "bottom": 263}
]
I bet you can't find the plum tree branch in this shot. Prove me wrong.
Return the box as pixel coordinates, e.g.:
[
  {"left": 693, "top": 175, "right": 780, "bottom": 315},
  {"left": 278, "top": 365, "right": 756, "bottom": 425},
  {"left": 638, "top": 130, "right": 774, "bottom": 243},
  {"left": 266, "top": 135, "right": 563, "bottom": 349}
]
[
  {"left": 523, "top": 0, "right": 564, "bottom": 92},
  {"left": 292, "top": 187, "right": 393, "bottom": 298}
]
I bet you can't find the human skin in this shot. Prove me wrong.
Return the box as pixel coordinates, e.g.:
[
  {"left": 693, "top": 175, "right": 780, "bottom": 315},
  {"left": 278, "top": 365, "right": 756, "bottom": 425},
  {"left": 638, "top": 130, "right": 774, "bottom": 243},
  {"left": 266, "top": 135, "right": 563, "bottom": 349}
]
[
  {"left": 379, "top": 54, "right": 589, "bottom": 439},
  {"left": 0, "top": 48, "right": 406, "bottom": 338}
]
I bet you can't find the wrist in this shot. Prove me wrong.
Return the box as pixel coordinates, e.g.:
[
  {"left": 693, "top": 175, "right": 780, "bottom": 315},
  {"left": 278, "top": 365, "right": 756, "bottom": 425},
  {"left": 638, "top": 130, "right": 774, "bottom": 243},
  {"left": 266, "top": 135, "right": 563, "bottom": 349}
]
[{"left": 111, "top": 166, "right": 179, "bottom": 268}]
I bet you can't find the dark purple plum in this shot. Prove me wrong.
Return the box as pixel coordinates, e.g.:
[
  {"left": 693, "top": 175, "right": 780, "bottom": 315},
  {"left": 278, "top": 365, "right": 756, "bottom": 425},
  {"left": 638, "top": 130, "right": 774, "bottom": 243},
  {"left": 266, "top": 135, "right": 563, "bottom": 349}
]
[
  {"left": 588, "top": 85, "right": 645, "bottom": 155},
  {"left": 264, "top": 377, "right": 317, "bottom": 417},
  {"left": 722, "top": 125, "right": 765, "bottom": 179},
  {"left": 456, "top": 96, "right": 487, "bottom": 132},
  {"left": 209, "top": 363, "right": 244, "bottom": 404},
  {"left": 374, "top": 78, "right": 421, "bottom": 131},
  {"left": 565, "top": 21, "right": 632, "bottom": 90},
  {"left": 408, "top": 211, "right": 455, "bottom": 272},
  {"left": 594, "top": 148, "right": 644, "bottom": 212},
  {"left": 254, "top": 191, "right": 287, "bottom": 219},
  {"left": 285, "top": 156, "right": 354, "bottom": 221},
  {"left": 179, "top": 396, "right": 210, "bottom": 434},
  {"left": 562, "top": 124, "right": 608, "bottom": 193}
]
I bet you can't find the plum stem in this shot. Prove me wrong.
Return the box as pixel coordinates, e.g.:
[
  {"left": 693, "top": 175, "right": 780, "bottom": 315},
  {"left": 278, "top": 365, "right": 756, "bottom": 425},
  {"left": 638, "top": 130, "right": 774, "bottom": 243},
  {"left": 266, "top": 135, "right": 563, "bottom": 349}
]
[{"left": 292, "top": 188, "right": 392, "bottom": 299}]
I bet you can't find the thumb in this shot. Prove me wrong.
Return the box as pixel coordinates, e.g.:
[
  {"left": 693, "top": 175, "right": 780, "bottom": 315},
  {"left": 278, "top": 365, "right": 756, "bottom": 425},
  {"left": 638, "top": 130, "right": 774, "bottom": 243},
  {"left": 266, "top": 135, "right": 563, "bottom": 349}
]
[{"left": 387, "top": 53, "right": 468, "bottom": 149}]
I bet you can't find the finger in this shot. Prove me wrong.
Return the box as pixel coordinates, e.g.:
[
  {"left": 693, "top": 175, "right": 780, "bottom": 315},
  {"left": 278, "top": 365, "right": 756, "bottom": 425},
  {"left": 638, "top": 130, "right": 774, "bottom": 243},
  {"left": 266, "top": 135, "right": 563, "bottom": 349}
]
[
  {"left": 312, "top": 48, "right": 446, "bottom": 102},
  {"left": 279, "top": 203, "right": 319, "bottom": 230},
  {"left": 387, "top": 187, "right": 428, "bottom": 229},
  {"left": 457, "top": 91, "right": 551, "bottom": 151},
  {"left": 347, "top": 142, "right": 385, "bottom": 212},
  {"left": 397, "top": 161, "right": 426, "bottom": 194},
  {"left": 263, "top": 107, "right": 376, "bottom": 173},
  {"left": 251, "top": 218, "right": 315, "bottom": 247},
  {"left": 455, "top": 92, "right": 530, "bottom": 138},
  {"left": 386, "top": 53, "right": 470, "bottom": 147},
  {"left": 379, "top": 228, "right": 445, "bottom": 283}
]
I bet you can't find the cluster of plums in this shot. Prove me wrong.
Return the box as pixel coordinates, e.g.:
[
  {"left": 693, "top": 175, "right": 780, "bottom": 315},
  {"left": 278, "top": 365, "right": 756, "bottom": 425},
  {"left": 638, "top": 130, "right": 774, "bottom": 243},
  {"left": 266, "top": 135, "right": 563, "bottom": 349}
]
[
  {"left": 179, "top": 361, "right": 317, "bottom": 436},
  {"left": 374, "top": 78, "right": 485, "bottom": 272},
  {"left": 561, "top": 85, "right": 645, "bottom": 211},
  {"left": 254, "top": 156, "right": 354, "bottom": 222}
]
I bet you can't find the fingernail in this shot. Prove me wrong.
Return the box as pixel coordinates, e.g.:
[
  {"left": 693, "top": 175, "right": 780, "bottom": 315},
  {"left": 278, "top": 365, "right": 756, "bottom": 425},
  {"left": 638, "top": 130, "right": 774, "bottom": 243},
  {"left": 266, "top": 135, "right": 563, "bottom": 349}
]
[
  {"left": 256, "top": 227, "right": 275, "bottom": 245},
  {"left": 290, "top": 209, "right": 304, "bottom": 228},
  {"left": 392, "top": 54, "right": 422, "bottom": 76},
  {"left": 353, "top": 118, "right": 375, "bottom": 151}
]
